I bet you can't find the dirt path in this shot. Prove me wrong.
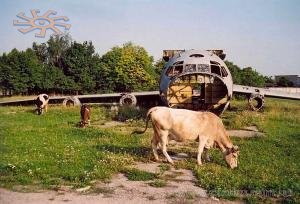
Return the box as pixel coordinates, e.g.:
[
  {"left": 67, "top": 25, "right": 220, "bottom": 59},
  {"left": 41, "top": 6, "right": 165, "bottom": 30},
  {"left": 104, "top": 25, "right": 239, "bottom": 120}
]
[
  {"left": 227, "top": 126, "right": 264, "bottom": 138},
  {"left": 0, "top": 124, "right": 257, "bottom": 204},
  {"left": 0, "top": 162, "right": 242, "bottom": 204}
]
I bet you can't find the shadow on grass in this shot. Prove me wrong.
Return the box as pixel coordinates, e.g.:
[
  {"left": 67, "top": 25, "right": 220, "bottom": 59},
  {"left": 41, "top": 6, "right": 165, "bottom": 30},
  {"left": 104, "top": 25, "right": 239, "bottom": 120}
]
[
  {"left": 227, "top": 105, "right": 239, "bottom": 112},
  {"left": 67, "top": 121, "right": 83, "bottom": 128},
  {"left": 94, "top": 143, "right": 227, "bottom": 167},
  {"left": 94, "top": 144, "right": 182, "bottom": 160},
  {"left": 95, "top": 144, "right": 152, "bottom": 158},
  {"left": 24, "top": 109, "right": 37, "bottom": 114}
]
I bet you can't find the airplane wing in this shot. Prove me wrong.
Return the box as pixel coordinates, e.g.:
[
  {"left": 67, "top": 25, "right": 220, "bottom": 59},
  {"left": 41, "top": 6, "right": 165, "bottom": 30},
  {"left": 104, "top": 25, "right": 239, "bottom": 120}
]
[
  {"left": 0, "top": 91, "right": 160, "bottom": 106},
  {"left": 233, "top": 84, "right": 300, "bottom": 100},
  {"left": 0, "top": 87, "right": 298, "bottom": 112}
]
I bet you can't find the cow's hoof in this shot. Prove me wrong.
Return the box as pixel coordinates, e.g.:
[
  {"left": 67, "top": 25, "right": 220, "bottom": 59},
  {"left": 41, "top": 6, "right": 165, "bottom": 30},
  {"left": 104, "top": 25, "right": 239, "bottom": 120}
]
[
  {"left": 155, "top": 159, "right": 162, "bottom": 162},
  {"left": 169, "top": 161, "right": 175, "bottom": 165}
]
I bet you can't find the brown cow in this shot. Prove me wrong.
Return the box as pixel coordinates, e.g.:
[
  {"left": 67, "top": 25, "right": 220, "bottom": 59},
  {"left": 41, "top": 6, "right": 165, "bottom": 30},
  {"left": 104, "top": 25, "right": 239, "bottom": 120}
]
[
  {"left": 135, "top": 107, "right": 239, "bottom": 168},
  {"left": 80, "top": 104, "right": 91, "bottom": 128}
]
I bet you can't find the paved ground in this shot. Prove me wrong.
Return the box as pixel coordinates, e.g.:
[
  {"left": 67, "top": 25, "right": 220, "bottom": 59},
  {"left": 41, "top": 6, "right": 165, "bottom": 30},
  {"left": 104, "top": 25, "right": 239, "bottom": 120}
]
[{"left": 227, "top": 126, "right": 264, "bottom": 138}]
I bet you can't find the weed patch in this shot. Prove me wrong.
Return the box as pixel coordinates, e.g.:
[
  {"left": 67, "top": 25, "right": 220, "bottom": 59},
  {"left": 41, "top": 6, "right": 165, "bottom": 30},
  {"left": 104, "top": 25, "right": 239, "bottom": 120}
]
[
  {"left": 148, "top": 179, "right": 166, "bottom": 188},
  {"left": 115, "top": 106, "right": 146, "bottom": 122},
  {"left": 122, "top": 168, "right": 157, "bottom": 181}
]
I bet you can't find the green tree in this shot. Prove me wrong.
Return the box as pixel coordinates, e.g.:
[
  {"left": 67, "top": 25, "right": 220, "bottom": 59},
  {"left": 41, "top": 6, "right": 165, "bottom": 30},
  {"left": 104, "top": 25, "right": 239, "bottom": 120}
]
[
  {"left": 0, "top": 53, "right": 14, "bottom": 95},
  {"left": 3, "top": 48, "right": 31, "bottom": 94},
  {"left": 47, "top": 33, "right": 71, "bottom": 69},
  {"left": 240, "top": 67, "right": 265, "bottom": 87},
  {"left": 154, "top": 58, "right": 166, "bottom": 79},
  {"left": 97, "top": 47, "right": 122, "bottom": 92},
  {"left": 32, "top": 42, "right": 48, "bottom": 63},
  {"left": 100, "top": 42, "right": 157, "bottom": 92},
  {"left": 277, "top": 76, "right": 293, "bottom": 87},
  {"left": 63, "top": 41, "right": 101, "bottom": 93},
  {"left": 225, "top": 61, "right": 242, "bottom": 84},
  {"left": 22, "top": 48, "right": 45, "bottom": 94},
  {"left": 264, "top": 76, "right": 275, "bottom": 86},
  {"left": 225, "top": 61, "right": 267, "bottom": 87}
]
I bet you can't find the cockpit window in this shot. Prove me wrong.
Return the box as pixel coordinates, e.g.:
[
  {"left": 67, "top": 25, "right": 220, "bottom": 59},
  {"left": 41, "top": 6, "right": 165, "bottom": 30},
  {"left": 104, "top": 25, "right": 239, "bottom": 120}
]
[
  {"left": 190, "top": 54, "right": 204, "bottom": 58},
  {"left": 197, "top": 64, "right": 210, "bottom": 72},
  {"left": 210, "top": 61, "right": 223, "bottom": 76},
  {"left": 221, "top": 66, "right": 228, "bottom": 77},
  {"left": 185, "top": 64, "right": 197, "bottom": 72},
  {"left": 166, "top": 61, "right": 184, "bottom": 77},
  {"left": 210, "top": 61, "right": 220, "bottom": 65},
  {"left": 173, "top": 61, "right": 183, "bottom": 65},
  {"left": 166, "top": 65, "right": 183, "bottom": 77},
  {"left": 211, "top": 65, "right": 221, "bottom": 76}
]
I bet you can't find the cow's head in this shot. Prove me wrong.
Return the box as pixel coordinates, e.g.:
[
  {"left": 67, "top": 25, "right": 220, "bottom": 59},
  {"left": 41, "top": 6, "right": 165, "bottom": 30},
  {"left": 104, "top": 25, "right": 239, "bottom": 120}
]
[
  {"left": 224, "top": 145, "right": 239, "bottom": 169},
  {"left": 79, "top": 120, "right": 86, "bottom": 128},
  {"left": 36, "top": 107, "right": 43, "bottom": 115},
  {"left": 35, "top": 98, "right": 44, "bottom": 115}
]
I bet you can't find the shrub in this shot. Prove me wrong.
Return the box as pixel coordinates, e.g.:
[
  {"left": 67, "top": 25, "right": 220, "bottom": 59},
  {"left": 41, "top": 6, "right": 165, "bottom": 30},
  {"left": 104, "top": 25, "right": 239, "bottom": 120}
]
[{"left": 115, "top": 105, "right": 146, "bottom": 122}]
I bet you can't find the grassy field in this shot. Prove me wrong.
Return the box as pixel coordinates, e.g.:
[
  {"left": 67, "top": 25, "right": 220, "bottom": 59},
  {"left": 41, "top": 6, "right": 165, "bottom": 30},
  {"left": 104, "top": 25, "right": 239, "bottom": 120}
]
[{"left": 0, "top": 98, "right": 299, "bottom": 203}]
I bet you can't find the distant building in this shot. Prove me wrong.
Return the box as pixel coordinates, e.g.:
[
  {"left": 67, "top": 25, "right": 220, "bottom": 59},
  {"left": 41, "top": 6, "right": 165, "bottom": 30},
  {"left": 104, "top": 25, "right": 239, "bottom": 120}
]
[{"left": 275, "top": 75, "right": 300, "bottom": 87}]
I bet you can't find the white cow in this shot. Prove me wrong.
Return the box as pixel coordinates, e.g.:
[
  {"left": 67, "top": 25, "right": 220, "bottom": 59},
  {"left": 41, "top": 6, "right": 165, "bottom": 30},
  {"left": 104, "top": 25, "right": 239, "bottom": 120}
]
[
  {"left": 135, "top": 107, "right": 239, "bottom": 169},
  {"left": 35, "top": 94, "right": 49, "bottom": 115}
]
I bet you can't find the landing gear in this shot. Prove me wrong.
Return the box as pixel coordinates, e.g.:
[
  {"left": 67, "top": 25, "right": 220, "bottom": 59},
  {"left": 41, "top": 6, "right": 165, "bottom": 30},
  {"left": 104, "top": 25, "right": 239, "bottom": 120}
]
[{"left": 248, "top": 94, "right": 264, "bottom": 111}]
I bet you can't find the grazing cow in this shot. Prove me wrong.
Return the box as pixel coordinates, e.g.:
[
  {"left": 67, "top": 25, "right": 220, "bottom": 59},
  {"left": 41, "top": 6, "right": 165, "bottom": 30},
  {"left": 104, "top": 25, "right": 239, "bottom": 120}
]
[
  {"left": 134, "top": 107, "right": 239, "bottom": 169},
  {"left": 35, "top": 94, "right": 49, "bottom": 115},
  {"left": 80, "top": 104, "right": 91, "bottom": 128}
]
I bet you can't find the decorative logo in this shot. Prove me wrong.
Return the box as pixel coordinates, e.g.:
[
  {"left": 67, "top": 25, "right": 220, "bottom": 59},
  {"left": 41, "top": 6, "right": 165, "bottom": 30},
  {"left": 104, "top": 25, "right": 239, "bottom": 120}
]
[{"left": 13, "top": 9, "right": 71, "bottom": 38}]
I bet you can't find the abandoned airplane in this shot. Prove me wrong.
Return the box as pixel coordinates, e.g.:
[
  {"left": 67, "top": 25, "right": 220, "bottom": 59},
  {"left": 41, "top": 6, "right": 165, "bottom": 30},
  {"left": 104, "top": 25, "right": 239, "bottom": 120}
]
[{"left": 1, "top": 49, "right": 299, "bottom": 114}]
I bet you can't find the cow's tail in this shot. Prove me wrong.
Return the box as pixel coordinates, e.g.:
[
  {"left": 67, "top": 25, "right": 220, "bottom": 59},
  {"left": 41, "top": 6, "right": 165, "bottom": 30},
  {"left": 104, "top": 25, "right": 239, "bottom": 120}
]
[{"left": 131, "top": 107, "right": 157, "bottom": 135}]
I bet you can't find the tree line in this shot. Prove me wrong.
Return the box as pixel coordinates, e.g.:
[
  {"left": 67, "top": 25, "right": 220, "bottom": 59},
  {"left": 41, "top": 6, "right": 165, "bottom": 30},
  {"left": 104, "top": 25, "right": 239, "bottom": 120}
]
[{"left": 0, "top": 34, "right": 275, "bottom": 96}]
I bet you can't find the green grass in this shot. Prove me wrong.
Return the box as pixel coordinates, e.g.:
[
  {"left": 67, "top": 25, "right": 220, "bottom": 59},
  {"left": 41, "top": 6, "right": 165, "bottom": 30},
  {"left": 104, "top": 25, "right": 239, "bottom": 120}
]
[
  {"left": 114, "top": 105, "right": 147, "bottom": 122},
  {"left": 158, "top": 164, "right": 171, "bottom": 174},
  {"left": 148, "top": 179, "right": 167, "bottom": 188},
  {"left": 0, "top": 106, "right": 149, "bottom": 188},
  {"left": 195, "top": 98, "right": 300, "bottom": 202},
  {"left": 0, "top": 98, "right": 299, "bottom": 203},
  {"left": 122, "top": 168, "right": 157, "bottom": 181}
]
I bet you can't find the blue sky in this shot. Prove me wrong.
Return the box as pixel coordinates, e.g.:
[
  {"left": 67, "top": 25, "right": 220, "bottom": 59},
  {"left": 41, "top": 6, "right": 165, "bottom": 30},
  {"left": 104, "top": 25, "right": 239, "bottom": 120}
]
[{"left": 0, "top": 0, "right": 299, "bottom": 76}]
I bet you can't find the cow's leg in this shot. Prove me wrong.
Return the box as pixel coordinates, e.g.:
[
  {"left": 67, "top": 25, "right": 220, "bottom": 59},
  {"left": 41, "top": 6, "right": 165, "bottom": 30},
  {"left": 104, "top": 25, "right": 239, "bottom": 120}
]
[
  {"left": 203, "top": 147, "right": 211, "bottom": 162},
  {"left": 151, "top": 126, "right": 161, "bottom": 161},
  {"left": 160, "top": 130, "right": 174, "bottom": 164},
  {"left": 151, "top": 138, "right": 160, "bottom": 161},
  {"left": 44, "top": 104, "right": 48, "bottom": 113},
  {"left": 197, "top": 136, "right": 208, "bottom": 165},
  {"left": 217, "top": 142, "right": 227, "bottom": 153}
]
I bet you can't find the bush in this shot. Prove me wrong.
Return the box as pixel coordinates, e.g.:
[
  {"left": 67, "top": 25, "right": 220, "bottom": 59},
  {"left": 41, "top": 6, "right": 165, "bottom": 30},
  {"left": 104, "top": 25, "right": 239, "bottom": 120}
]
[{"left": 115, "top": 105, "right": 146, "bottom": 122}]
